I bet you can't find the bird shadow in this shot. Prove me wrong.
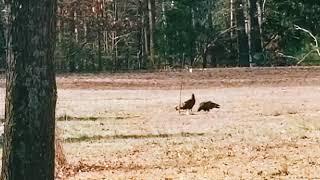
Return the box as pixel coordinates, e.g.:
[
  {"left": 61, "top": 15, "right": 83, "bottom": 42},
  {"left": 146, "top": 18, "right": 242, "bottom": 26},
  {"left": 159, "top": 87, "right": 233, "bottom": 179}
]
[{"left": 178, "top": 112, "right": 199, "bottom": 116}]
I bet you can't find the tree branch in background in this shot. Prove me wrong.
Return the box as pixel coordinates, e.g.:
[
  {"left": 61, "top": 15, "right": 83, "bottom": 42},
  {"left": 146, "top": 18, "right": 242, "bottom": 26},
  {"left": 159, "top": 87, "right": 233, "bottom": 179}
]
[
  {"left": 193, "top": 26, "right": 236, "bottom": 64},
  {"left": 294, "top": 25, "right": 320, "bottom": 56},
  {"left": 296, "top": 49, "right": 320, "bottom": 65},
  {"left": 262, "top": 0, "right": 267, "bottom": 13},
  {"left": 277, "top": 52, "right": 298, "bottom": 60},
  {"left": 68, "top": 41, "right": 88, "bottom": 58},
  {"left": 294, "top": 25, "right": 320, "bottom": 65}
]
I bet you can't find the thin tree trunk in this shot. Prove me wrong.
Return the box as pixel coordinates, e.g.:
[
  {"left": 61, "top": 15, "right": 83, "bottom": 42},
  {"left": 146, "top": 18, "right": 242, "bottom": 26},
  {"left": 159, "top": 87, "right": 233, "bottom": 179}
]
[
  {"left": 148, "top": 0, "right": 155, "bottom": 67},
  {"left": 112, "top": 0, "right": 118, "bottom": 71},
  {"left": 83, "top": 20, "right": 87, "bottom": 42},
  {"left": 190, "top": 7, "right": 195, "bottom": 66},
  {"left": 235, "top": 0, "right": 250, "bottom": 66},
  {"left": 230, "top": 0, "right": 235, "bottom": 38},
  {"left": 244, "top": 0, "right": 252, "bottom": 66},
  {"left": 1, "top": 0, "right": 57, "bottom": 179},
  {"left": 257, "top": 0, "right": 264, "bottom": 49},
  {"left": 57, "top": 5, "right": 62, "bottom": 43},
  {"left": 248, "top": 0, "right": 262, "bottom": 65},
  {"left": 202, "top": 51, "right": 207, "bottom": 68},
  {"left": 104, "top": 31, "right": 108, "bottom": 52},
  {"left": 74, "top": 11, "right": 78, "bottom": 43},
  {"left": 98, "top": 30, "right": 102, "bottom": 71},
  {"left": 68, "top": 7, "right": 76, "bottom": 72},
  {"left": 229, "top": 0, "right": 237, "bottom": 65},
  {"left": 142, "top": 0, "right": 149, "bottom": 66},
  {"left": 139, "top": 0, "right": 146, "bottom": 69}
]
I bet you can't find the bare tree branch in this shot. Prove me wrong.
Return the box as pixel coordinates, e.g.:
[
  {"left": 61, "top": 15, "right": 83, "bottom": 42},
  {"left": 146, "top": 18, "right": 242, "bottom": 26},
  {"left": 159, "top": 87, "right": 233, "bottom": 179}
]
[
  {"left": 262, "top": 0, "right": 267, "bottom": 13},
  {"left": 193, "top": 26, "right": 237, "bottom": 64},
  {"left": 296, "top": 49, "right": 320, "bottom": 65},
  {"left": 278, "top": 52, "right": 298, "bottom": 60},
  {"left": 294, "top": 24, "right": 320, "bottom": 57}
]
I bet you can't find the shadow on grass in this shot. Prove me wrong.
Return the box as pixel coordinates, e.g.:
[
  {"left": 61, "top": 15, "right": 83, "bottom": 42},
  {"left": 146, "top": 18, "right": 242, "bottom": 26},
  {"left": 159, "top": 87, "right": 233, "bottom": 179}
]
[
  {"left": 65, "top": 132, "right": 206, "bottom": 143},
  {"left": 56, "top": 115, "right": 99, "bottom": 121},
  {"left": 56, "top": 114, "right": 140, "bottom": 121}
]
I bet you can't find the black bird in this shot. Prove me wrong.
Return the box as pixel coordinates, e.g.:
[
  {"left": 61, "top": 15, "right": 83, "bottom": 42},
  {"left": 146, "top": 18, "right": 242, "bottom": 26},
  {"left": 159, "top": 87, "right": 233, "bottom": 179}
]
[
  {"left": 198, "top": 101, "right": 220, "bottom": 112},
  {"left": 175, "top": 94, "right": 196, "bottom": 113}
]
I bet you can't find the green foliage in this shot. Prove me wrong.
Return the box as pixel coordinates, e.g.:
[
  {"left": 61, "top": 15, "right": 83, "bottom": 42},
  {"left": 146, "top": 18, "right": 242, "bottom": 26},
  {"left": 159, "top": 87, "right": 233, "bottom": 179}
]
[
  {"left": 156, "top": 0, "right": 221, "bottom": 67},
  {"left": 51, "top": 0, "right": 320, "bottom": 71},
  {"left": 56, "top": 34, "right": 97, "bottom": 72},
  {"left": 264, "top": 0, "right": 320, "bottom": 65}
]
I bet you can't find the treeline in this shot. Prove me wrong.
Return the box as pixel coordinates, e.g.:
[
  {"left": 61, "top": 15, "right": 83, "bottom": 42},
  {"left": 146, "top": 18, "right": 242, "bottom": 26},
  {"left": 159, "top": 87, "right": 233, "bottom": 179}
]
[{"left": 1, "top": 0, "right": 320, "bottom": 72}]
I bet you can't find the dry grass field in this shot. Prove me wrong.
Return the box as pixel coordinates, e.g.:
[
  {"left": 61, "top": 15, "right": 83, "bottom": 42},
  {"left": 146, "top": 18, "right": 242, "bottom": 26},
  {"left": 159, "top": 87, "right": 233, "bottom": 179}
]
[{"left": 1, "top": 67, "right": 320, "bottom": 179}]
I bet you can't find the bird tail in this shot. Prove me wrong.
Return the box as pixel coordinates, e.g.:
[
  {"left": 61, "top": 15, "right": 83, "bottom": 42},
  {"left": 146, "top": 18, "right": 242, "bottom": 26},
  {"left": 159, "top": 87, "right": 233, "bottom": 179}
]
[{"left": 215, "top": 103, "right": 220, "bottom": 108}]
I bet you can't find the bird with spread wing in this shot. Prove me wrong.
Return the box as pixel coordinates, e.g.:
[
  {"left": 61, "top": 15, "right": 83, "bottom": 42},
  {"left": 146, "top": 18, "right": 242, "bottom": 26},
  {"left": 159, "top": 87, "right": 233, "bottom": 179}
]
[{"left": 197, "top": 101, "right": 220, "bottom": 112}]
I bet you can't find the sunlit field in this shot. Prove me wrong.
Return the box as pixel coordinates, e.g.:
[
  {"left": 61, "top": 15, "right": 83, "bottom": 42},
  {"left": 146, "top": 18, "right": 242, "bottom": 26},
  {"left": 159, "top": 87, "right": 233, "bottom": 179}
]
[{"left": 1, "top": 67, "right": 320, "bottom": 179}]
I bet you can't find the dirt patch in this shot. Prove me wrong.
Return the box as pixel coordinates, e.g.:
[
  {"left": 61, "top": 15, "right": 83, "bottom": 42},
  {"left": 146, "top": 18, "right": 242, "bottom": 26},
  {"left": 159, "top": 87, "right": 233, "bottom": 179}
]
[{"left": 55, "top": 66, "right": 320, "bottom": 89}]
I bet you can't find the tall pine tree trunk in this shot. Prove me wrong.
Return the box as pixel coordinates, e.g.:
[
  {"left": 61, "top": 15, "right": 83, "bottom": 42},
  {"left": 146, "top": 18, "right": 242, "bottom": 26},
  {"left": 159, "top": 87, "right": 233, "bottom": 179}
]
[
  {"left": 235, "top": 0, "right": 250, "bottom": 66},
  {"left": 68, "top": 6, "right": 76, "bottom": 72},
  {"left": 148, "top": 0, "right": 155, "bottom": 67},
  {"left": 1, "top": 0, "right": 57, "bottom": 179},
  {"left": 230, "top": 0, "right": 235, "bottom": 38},
  {"left": 143, "top": 0, "right": 150, "bottom": 61},
  {"left": 248, "top": 0, "right": 262, "bottom": 65}
]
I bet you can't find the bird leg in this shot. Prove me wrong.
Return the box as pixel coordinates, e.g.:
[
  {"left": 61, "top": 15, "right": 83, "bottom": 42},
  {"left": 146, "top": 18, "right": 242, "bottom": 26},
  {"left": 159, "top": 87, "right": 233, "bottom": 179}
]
[
  {"left": 189, "top": 109, "right": 195, "bottom": 115},
  {"left": 186, "top": 110, "right": 190, "bottom": 115}
]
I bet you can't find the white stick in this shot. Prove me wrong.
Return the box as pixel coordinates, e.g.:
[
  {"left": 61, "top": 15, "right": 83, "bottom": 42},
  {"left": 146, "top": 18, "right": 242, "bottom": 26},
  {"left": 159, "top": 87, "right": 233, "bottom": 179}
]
[
  {"left": 179, "top": 82, "right": 182, "bottom": 114},
  {"left": 294, "top": 25, "right": 320, "bottom": 57}
]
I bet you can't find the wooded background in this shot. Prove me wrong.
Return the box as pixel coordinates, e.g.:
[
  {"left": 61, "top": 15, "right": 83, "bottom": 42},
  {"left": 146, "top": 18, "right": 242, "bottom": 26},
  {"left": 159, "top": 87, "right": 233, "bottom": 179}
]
[{"left": 0, "top": 0, "right": 319, "bottom": 72}]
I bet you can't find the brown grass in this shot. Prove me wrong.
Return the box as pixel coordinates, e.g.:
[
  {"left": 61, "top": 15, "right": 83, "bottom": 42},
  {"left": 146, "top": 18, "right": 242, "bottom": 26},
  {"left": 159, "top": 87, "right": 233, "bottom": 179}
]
[
  {"left": 1, "top": 67, "right": 320, "bottom": 179},
  {"left": 55, "top": 128, "right": 69, "bottom": 179}
]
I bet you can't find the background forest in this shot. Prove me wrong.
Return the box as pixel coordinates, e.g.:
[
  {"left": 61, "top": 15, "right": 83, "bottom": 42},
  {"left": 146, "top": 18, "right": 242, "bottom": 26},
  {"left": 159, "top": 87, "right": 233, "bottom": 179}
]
[{"left": 0, "top": 0, "right": 319, "bottom": 72}]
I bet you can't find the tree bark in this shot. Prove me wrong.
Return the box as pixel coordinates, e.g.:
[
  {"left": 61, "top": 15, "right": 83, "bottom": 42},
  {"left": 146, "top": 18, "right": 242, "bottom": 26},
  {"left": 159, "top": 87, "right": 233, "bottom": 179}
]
[{"left": 1, "top": 0, "right": 57, "bottom": 179}]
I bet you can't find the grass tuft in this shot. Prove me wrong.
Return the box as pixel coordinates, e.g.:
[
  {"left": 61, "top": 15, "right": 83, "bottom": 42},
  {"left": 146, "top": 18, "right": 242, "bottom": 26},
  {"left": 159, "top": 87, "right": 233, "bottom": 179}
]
[{"left": 64, "top": 132, "right": 205, "bottom": 143}]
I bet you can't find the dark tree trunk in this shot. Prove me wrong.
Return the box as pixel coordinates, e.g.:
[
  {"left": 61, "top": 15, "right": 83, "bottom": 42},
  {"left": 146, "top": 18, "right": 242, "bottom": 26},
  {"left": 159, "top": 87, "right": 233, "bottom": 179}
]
[
  {"left": 68, "top": 6, "right": 76, "bottom": 72},
  {"left": 143, "top": 0, "right": 150, "bottom": 58},
  {"left": 139, "top": 0, "right": 147, "bottom": 69},
  {"left": 1, "top": 0, "right": 57, "bottom": 179},
  {"left": 235, "top": 0, "right": 250, "bottom": 66},
  {"left": 148, "top": 0, "right": 155, "bottom": 67},
  {"left": 98, "top": 31, "right": 103, "bottom": 71},
  {"left": 211, "top": 56, "right": 218, "bottom": 68},
  {"left": 248, "top": 0, "right": 262, "bottom": 64},
  {"left": 202, "top": 53, "right": 207, "bottom": 68}
]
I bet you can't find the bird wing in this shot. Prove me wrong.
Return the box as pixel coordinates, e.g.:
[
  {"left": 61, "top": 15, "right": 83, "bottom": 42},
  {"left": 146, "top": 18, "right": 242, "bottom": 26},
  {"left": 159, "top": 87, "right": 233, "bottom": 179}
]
[
  {"left": 210, "top": 102, "right": 220, "bottom": 108},
  {"left": 180, "top": 99, "right": 192, "bottom": 109},
  {"left": 197, "top": 102, "right": 205, "bottom": 111}
]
